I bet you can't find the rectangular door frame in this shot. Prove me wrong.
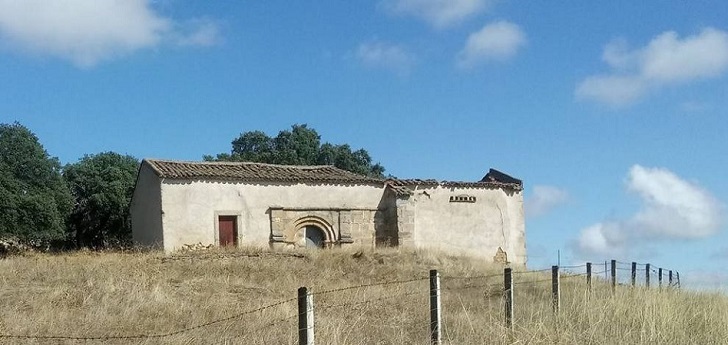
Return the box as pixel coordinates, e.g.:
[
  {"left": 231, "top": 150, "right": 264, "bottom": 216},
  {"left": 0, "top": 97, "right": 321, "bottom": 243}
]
[{"left": 214, "top": 211, "right": 242, "bottom": 247}]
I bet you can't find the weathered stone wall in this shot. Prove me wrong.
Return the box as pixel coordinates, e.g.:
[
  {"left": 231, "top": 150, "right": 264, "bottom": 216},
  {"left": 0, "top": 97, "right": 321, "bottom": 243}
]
[
  {"left": 130, "top": 163, "right": 164, "bottom": 248},
  {"left": 405, "top": 186, "right": 526, "bottom": 265},
  {"left": 133, "top": 169, "right": 525, "bottom": 264},
  {"left": 158, "top": 180, "right": 391, "bottom": 252}
]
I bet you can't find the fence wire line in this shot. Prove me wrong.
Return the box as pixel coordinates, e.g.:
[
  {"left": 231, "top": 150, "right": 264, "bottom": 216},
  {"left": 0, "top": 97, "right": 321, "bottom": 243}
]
[
  {"left": 443, "top": 272, "right": 503, "bottom": 281},
  {"left": 512, "top": 267, "right": 553, "bottom": 275},
  {"left": 318, "top": 290, "right": 422, "bottom": 311},
  {"left": 558, "top": 264, "right": 587, "bottom": 269},
  {"left": 443, "top": 282, "right": 502, "bottom": 292},
  {"left": 212, "top": 313, "right": 298, "bottom": 345},
  {"left": 312, "top": 276, "right": 428, "bottom": 297},
  {"left": 0, "top": 297, "right": 297, "bottom": 341},
  {"left": 513, "top": 277, "right": 553, "bottom": 286},
  {"left": 560, "top": 272, "right": 589, "bottom": 280}
]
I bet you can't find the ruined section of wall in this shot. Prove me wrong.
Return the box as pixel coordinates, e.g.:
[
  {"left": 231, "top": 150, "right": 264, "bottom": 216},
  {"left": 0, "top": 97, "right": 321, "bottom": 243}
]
[
  {"left": 159, "top": 181, "right": 390, "bottom": 252},
  {"left": 408, "top": 186, "right": 526, "bottom": 265},
  {"left": 130, "top": 164, "right": 163, "bottom": 248},
  {"left": 394, "top": 197, "right": 416, "bottom": 248}
]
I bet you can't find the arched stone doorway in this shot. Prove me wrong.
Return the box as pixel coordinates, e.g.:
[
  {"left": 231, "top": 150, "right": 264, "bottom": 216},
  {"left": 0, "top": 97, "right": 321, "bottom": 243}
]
[
  {"left": 289, "top": 216, "right": 336, "bottom": 248},
  {"left": 302, "top": 225, "right": 325, "bottom": 248}
]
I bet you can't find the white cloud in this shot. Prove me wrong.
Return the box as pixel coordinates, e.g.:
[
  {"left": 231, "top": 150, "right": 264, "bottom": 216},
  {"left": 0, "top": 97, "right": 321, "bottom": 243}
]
[
  {"left": 627, "top": 165, "right": 723, "bottom": 238},
  {"left": 356, "top": 40, "right": 415, "bottom": 75},
  {"left": 456, "top": 20, "right": 526, "bottom": 68},
  {"left": 575, "top": 165, "right": 724, "bottom": 258},
  {"left": 174, "top": 19, "right": 221, "bottom": 47},
  {"left": 576, "top": 28, "right": 728, "bottom": 106},
  {"left": 525, "top": 185, "right": 569, "bottom": 218},
  {"left": 0, "top": 0, "right": 220, "bottom": 67},
  {"left": 379, "top": 0, "right": 492, "bottom": 28}
]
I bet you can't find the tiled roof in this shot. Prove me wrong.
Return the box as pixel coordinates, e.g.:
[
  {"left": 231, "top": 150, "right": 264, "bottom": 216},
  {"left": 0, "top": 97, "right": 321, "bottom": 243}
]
[
  {"left": 142, "top": 159, "right": 522, "bottom": 191},
  {"left": 143, "top": 159, "right": 385, "bottom": 185},
  {"left": 386, "top": 169, "right": 523, "bottom": 195}
]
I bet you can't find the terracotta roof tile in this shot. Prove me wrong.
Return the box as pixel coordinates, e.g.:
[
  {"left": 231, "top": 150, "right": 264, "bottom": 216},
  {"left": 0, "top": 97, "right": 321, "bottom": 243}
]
[
  {"left": 143, "top": 159, "right": 385, "bottom": 185},
  {"left": 142, "top": 159, "right": 522, "bottom": 191}
]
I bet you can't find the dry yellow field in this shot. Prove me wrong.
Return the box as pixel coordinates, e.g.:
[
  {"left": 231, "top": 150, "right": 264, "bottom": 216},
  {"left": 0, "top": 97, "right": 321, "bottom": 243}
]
[{"left": 0, "top": 248, "right": 726, "bottom": 344}]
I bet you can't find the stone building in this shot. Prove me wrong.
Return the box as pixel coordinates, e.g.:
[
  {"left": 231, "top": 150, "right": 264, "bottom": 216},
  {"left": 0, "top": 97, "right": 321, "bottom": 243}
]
[{"left": 130, "top": 159, "right": 526, "bottom": 264}]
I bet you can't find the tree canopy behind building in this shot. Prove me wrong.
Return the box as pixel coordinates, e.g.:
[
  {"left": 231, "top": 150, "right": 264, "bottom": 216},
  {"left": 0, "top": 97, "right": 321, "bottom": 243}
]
[
  {"left": 204, "top": 124, "right": 386, "bottom": 178},
  {"left": 63, "top": 152, "right": 139, "bottom": 249},
  {"left": 0, "top": 122, "right": 72, "bottom": 245}
]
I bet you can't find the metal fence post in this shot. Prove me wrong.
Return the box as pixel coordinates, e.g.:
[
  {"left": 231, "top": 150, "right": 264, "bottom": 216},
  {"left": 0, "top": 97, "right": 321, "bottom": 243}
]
[
  {"left": 645, "top": 264, "right": 651, "bottom": 288},
  {"left": 676, "top": 272, "right": 680, "bottom": 289},
  {"left": 552, "top": 266, "right": 560, "bottom": 313},
  {"left": 504, "top": 268, "right": 513, "bottom": 329},
  {"left": 586, "top": 262, "right": 592, "bottom": 293},
  {"left": 658, "top": 268, "right": 663, "bottom": 290},
  {"left": 298, "top": 287, "right": 314, "bottom": 345},
  {"left": 631, "top": 262, "right": 637, "bottom": 287},
  {"left": 429, "top": 269, "right": 441, "bottom": 345},
  {"left": 610, "top": 260, "right": 617, "bottom": 294}
]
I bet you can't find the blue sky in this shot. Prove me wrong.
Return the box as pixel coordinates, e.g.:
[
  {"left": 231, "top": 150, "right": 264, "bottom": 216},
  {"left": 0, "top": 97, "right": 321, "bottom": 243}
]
[{"left": 1, "top": 1, "right": 727, "bottom": 290}]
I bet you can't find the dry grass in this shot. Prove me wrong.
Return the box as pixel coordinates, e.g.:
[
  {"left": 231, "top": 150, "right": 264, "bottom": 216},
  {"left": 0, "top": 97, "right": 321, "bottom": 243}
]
[{"left": 0, "top": 247, "right": 726, "bottom": 344}]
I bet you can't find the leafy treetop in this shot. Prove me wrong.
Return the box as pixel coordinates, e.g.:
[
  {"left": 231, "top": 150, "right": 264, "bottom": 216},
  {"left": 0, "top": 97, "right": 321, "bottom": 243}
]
[
  {"left": 205, "top": 124, "right": 385, "bottom": 178},
  {"left": 0, "top": 122, "right": 72, "bottom": 244},
  {"left": 63, "top": 152, "right": 139, "bottom": 249}
]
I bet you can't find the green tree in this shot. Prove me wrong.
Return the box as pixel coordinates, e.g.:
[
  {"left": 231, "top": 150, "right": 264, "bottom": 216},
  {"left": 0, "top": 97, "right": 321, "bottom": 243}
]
[
  {"left": 205, "top": 124, "right": 385, "bottom": 177},
  {"left": 63, "top": 152, "right": 139, "bottom": 249},
  {"left": 0, "top": 122, "right": 72, "bottom": 245}
]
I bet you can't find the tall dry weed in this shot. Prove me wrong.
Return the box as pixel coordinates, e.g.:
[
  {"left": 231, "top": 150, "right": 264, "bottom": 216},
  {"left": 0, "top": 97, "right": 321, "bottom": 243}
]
[{"left": 0, "top": 248, "right": 725, "bottom": 344}]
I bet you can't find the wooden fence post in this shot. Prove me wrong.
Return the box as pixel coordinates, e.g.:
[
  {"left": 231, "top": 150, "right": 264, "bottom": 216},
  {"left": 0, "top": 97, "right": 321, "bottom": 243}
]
[
  {"left": 658, "top": 268, "right": 663, "bottom": 290},
  {"left": 645, "top": 264, "right": 651, "bottom": 288},
  {"left": 504, "top": 268, "right": 513, "bottom": 329},
  {"left": 298, "top": 287, "right": 314, "bottom": 345},
  {"left": 669, "top": 270, "right": 673, "bottom": 287},
  {"left": 586, "top": 262, "right": 592, "bottom": 293},
  {"left": 552, "top": 266, "right": 560, "bottom": 313},
  {"left": 610, "top": 260, "right": 617, "bottom": 294},
  {"left": 429, "top": 269, "right": 441, "bottom": 345},
  {"left": 631, "top": 262, "right": 637, "bottom": 287}
]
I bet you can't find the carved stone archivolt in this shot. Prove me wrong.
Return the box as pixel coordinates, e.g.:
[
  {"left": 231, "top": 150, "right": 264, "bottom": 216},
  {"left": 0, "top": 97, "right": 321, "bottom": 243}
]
[{"left": 269, "top": 207, "right": 385, "bottom": 248}]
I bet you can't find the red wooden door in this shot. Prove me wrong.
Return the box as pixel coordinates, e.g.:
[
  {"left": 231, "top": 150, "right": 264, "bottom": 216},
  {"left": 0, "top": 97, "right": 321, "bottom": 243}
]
[{"left": 218, "top": 216, "right": 237, "bottom": 247}]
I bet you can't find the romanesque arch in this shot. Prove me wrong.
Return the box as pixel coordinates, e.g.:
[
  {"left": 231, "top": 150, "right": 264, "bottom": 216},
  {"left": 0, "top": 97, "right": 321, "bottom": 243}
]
[{"left": 286, "top": 215, "right": 337, "bottom": 248}]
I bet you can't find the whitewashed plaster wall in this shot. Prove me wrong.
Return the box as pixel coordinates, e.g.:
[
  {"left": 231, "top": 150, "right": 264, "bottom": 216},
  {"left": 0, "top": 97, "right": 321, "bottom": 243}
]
[
  {"left": 158, "top": 180, "right": 387, "bottom": 252},
  {"left": 407, "top": 186, "right": 526, "bottom": 265}
]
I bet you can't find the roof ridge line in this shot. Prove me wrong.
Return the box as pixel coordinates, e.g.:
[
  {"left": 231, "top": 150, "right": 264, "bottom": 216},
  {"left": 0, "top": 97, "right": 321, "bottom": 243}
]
[{"left": 144, "top": 158, "right": 336, "bottom": 169}]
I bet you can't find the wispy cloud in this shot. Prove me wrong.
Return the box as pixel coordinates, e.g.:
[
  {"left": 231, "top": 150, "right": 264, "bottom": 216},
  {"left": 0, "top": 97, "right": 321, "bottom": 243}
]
[
  {"left": 456, "top": 20, "right": 526, "bottom": 68},
  {"left": 355, "top": 40, "right": 415, "bottom": 75},
  {"left": 576, "top": 28, "right": 728, "bottom": 106},
  {"left": 575, "top": 165, "right": 724, "bottom": 259},
  {"left": 525, "top": 185, "right": 569, "bottom": 218},
  {"left": 174, "top": 18, "right": 221, "bottom": 48},
  {"left": 0, "top": 0, "right": 220, "bottom": 68},
  {"left": 379, "top": 0, "right": 493, "bottom": 28}
]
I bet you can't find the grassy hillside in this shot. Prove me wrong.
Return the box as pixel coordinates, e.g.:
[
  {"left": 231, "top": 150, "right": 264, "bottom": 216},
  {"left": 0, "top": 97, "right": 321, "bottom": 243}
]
[{"left": 0, "top": 248, "right": 726, "bottom": 344}]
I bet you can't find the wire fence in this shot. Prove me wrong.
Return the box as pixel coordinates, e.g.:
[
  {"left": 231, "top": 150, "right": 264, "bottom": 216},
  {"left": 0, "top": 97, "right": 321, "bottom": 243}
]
[{"left": 0, "top": 259, "right": 681, "bottom": 344}]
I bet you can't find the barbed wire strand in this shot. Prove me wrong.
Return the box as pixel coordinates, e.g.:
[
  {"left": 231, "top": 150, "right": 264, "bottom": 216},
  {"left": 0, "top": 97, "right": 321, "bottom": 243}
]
[
  {"left": 0, "top": 297, "right": 297, "bottom": 341},
  {"left": 318, "top": 290, "right": 422, "bottom": 311},
  {"left": 512, "top": 267, "right": 553, "bottom": 275},
  {"left": 215, "top": 313, "right": 298, "bottom": 345},
  {"left": 313, "top": 277, "right": 428, "bottom": 297},
  {"left": 442, "top": 272, "right": 503, "bottom": 281},
  {"left": 513, "top": 277, "right": 553, "bottom": 286},
  {"left": 443, "top": 282, "right": 501, "bottom": 292}
]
